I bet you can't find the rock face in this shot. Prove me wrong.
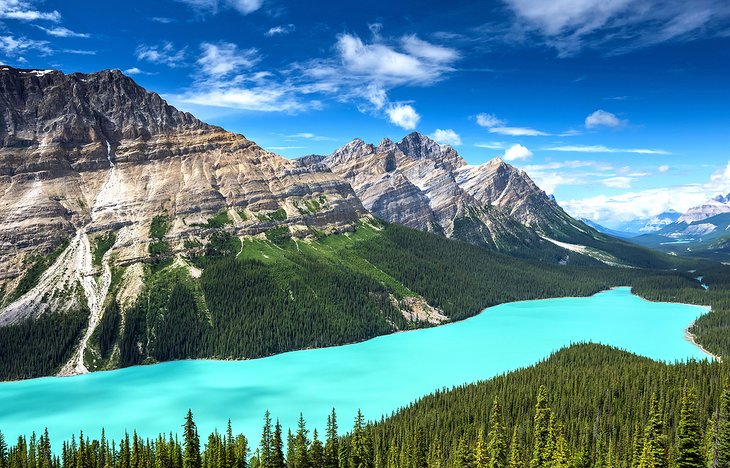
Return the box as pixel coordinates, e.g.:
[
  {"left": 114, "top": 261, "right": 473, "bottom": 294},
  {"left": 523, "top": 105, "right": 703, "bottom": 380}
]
[
  {"left": 0, "top": 66, "right": 366, "bottom": 315},
  {"left": 318, "top": 133, "right": 586, "bottom": 250},
  {"left": 678, "top": 194, "right": 730, "bottom": 224}
]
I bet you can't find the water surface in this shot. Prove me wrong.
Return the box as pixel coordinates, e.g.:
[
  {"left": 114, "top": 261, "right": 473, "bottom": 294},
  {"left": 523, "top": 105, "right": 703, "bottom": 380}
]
[{"left": 0, "top": 287, "right": 709, "bottom": 444}]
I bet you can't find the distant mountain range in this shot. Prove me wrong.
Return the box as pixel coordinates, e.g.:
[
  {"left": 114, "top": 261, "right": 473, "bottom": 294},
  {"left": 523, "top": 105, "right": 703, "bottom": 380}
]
[{"left": 626, "top": 195, "right": 730, "bottom": 260}]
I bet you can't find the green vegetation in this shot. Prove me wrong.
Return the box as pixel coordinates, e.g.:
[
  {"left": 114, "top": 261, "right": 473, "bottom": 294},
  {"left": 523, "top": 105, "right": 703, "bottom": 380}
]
[
  {"left": 149, "top": 214, "right": 172, "bottom": 260},
  {"left": 0, "top": 308, "right": 88, "bottom": 380},
  {"left": 92, "top": 231, "right": 116, "bottom": 267},
  {"left": 207, "top": 211, "right": 233, "bottom": 229},
  {"left": 255, "top": 208, "right": 288, "bottom": 222},
  {"left": 9, "top": 239, "right": 69, "bottom": 302}
]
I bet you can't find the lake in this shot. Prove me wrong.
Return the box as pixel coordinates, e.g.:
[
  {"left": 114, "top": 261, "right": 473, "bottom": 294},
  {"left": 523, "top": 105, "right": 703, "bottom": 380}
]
[{"left": 0, "top": 287, "right": 710, "bottom": 446}]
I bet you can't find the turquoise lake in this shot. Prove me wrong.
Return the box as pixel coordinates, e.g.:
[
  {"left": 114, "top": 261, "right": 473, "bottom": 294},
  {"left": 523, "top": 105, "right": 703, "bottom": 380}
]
[{"left": 0, "top": 287, "right": 711, "bottom": 445}]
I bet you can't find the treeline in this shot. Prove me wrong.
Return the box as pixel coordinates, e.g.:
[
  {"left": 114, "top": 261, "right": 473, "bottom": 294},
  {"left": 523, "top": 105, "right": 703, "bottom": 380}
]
[
  {"left": 0, "top": 309, "right": 88, "bottom": 381},
  {"left": 3, "top": 345, "right": 730, "bottom": 468}
]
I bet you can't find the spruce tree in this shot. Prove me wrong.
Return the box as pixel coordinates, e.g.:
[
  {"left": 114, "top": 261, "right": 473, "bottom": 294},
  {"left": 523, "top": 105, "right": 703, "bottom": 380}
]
[
  {"left": 427, "top": 436, "right": 443, "bottom": 468},
  {"left": 487, "top": 400, "right": 507, "bottom": 468},
  {"left": 292, "top": 414, "right": 310, "bottom": 468},
  {"left": 183, "top": 410, "right": 201, "bottom": 468},
  {"left": 531, "top": 386, "right": 552, "bottom": 468},
  {"left": 324, "top": 410, "right": 339, "bottom": 468},
  {"left": 640, "top": 395, "right": 667, "bottom": 468},
  {"left": 260, "top": 411, "right": 273, "bottom": 468},
  {"left": 349, "top": 410, "right": 372, "bottom": 468},
  {"left": 703, "top": 416, "right": 718, "bottom": 468},
  {"left": 474, "top": 429, "right": 488, "bottom": 468},
  {"left": 310, "top": 430, "right": 324, "bottom": 468},
  {"left": 719, "top": 382, "right": 730, "bottom": 468},
  {"left": 676, "top": 381, "right": 704, "bottom": 468},
  {"left": 452, "top": 436, "right": 472, "bottom": 468},
  {"left": 271, "top": 421, "right": 285, "bottom": 468},
  {"left": 508, "top": 426, "right": 522, "bottom": 468},
  {"left": 0, "top": 431, "right": 7, "bottom": 468},
  {"left": 550, "top": 423, "right": 570, "bottom": 468}
]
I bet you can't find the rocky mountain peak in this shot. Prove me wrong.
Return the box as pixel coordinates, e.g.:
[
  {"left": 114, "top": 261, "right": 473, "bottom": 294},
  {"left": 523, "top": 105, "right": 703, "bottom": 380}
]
[{"left": 0, "top": 65, "right": 210, "bottom": 148}]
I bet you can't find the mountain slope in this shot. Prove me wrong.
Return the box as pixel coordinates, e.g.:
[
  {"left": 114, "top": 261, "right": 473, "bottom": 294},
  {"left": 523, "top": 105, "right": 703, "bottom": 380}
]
[{"left": 317, "top": 133, "right": 676, "bottom": 268}]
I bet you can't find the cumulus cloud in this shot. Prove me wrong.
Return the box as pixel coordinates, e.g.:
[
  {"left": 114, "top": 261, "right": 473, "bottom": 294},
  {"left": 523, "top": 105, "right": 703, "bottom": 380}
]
[
  {"left": 502, "top": 0, "right": 730, "bottom": 55},
  {"left": 136, "top": 42, "right": 186, "bottom": 67},
  {"left": 197, "top": 42, "right": 259, "bottom": 76},
  {"left": 476, "top": 112, "right": 550, "bottom": 136},
  {"left": 562, "top": 160, "right": 730, "bottom": 224},
  {"left": 265, "top": 24, "right": 295, "bottom": 36},
  {"left": 386, "top": 104, "right": 421, "bottom": 130},
  {"left": 0, "top": 0, "right": 60, "bottom": 21},
  {"left": 585, "top": 109, "right": 625, "bottom": 128},
  {"left": 430, "top": 129, "right": 462, "bottom": 146},
  {"left": 545, "top": 145, "right": 669, "bottom": 154},
  {"left": 502, "top": 144, "right": 533, "bottom": 161}
]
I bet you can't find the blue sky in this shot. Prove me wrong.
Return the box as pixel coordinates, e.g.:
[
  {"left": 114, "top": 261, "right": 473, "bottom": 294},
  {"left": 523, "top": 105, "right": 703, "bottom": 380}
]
[{"left": 1, "top": 0, "right": 730, "bottom": 227}]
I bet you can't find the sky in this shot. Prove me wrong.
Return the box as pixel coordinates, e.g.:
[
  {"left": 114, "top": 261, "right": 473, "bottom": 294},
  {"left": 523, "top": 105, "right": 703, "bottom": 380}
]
[{"left": 1, "top": 0, "right": 730, "bottom": 228}]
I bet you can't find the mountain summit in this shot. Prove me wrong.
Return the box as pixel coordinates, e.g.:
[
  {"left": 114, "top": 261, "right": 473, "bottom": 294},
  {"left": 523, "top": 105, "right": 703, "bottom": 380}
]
[{"left": 318, "top": 132, "right": 588, "bottom": 253}]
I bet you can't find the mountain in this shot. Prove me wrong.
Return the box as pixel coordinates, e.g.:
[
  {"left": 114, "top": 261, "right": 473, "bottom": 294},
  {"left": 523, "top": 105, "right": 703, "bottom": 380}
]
[
  {"left": 611, "top": 211, "right": 682, "bottom": 234},
  {"left": 579, "top": 218, "right": 638, "bottom": 238},
  {"left": 630, "top": 195, "right": 730, "bottom": 260},
  {"left": 0, "top": 66, "right": 685, "bottom": 380},
  {"left": 314, "top": 133, "right": 672, "bottom": 267}
]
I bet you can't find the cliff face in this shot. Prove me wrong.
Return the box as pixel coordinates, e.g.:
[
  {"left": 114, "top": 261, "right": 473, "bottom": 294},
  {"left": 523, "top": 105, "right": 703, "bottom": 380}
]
[
  {"left": 321, "top": 132, "right": 583, "bottom": 251},
  {"left": 0, "top": 67, "right": 366, "bottom": 325}
]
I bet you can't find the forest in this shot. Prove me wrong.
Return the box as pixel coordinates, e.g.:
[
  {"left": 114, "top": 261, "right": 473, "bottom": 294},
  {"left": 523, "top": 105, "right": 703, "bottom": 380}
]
[{"left": 1, "top": 344, "right": 729, "bottom": 468}]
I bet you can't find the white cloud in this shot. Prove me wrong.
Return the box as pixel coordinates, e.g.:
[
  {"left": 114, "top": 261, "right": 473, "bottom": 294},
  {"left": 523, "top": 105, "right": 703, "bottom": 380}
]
[
  {"left": 35, "top": 26, "right": 89, "bottom": 38},
  {"left": 0, "top": 35, "right": 50, "bottom": 56},
  {"left": 475, "top": 112, "right": 550, "bottom": 136},
  {"left": 136, "top": 42, "right": 186, "bottom": 67},
  {"left": 489, "top": 126, "right": 550, "bottom": 136},
  {"left": 545, "top": 145, "right": 669, "bottom": 154},
  {"left": 0, "top": 0, "right": 59, "bottom": 21},
  {"left": 562, "top": 161, "right": 730, "bottom": 224},
  {"left": 335, "top": 33, "right": 458, "bottom": 87},
  {"left": 475, "top": 142, "right": 505, "bottom": 149},
  {"left": 476, "top": 113, "right": 504, "bottom": 128},
  {"left": 502, "top": 144, "right": 533, "bottom": 161},
  {"left": 602, "top": 176, "right": 634, "bottom": 188},
  {"left": 585, "top": 109, "right": 625, "bottom": 128},
  {"left": 265, "top": 24, "right": 295, "bottom": 36},
  {"left": 123, "top": 67, "right": 155, "bottom": 75},
  {"left": 286, "top": 132, "right": 334, "bottom": 141},
  {"left": 178, "top": 87, "right": 311, "bottom": 113},
  {"left": 197, "top": 42, "right": 259, "bottom": 77},
  {"left": 658, "top": 164, "right": 670, "bottom": 173},
  {"left": 430, "top": 129, "right": 462, "bottom": 146},
  {"left": 386, "top": 104, "right": 421, "bottom": 130},
  {"left": 503, "top": 0, "right": 730, "bottom": 55}
]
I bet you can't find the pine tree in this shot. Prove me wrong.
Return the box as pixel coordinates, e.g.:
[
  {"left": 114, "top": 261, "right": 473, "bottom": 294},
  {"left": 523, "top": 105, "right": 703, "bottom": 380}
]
[
  {"left": 474, "top": 429, "right": 488, "bottom": 468},
  {"left": 292, "top": 414, "right": 310, "bottom": 468},
  {"left": 324, "top": 410, "right": 339, "bottom": 468},
  {"left": 0, "top": 431, "right": 7, "bottom": 468},
  {"left": 719, "top": 382, "right": 730, "bottom": 468},
  {"left": 427, "top": 436, "right": 443, "bottom": 468},
  {"left": 260, "top": 411, "right": 273, "bottom": 468},
  {"left": 183, "top": 410, "right": 201, "bottom": 468},
  {"left": 704, "top": 416, "right": 718, "bottom": 468},
  {"left": 508, "top": 426, "right": 522, "bottom": 468},
  {"left": 639, "top": 395, "right": 667, "bottom": 468},
  {"left": 271, "top": 421, "right": 285, "bottom": 468},
  {"left": 412, "top": 426, "right": 427, "bottom": 468},
  {"left": 676, "top": 381, "right": 704, "bottom": 468},
  {"left": 349, "top": 410, "right": 372, "bottom": 468},
  {"left": 531, "top": 386, "right": 552, "bottom": 468},
  {"left": 487, "top": 400, "right": 507, "bottom": 468},
  {"left": 452, "top": 436, "right": 472, "bottom": 468},
  {"left": 550, "top": 423, "right": 569, "bottom": 468},
  {"left": 310, "top": 430, "right": 324, "bottom": 468}
]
